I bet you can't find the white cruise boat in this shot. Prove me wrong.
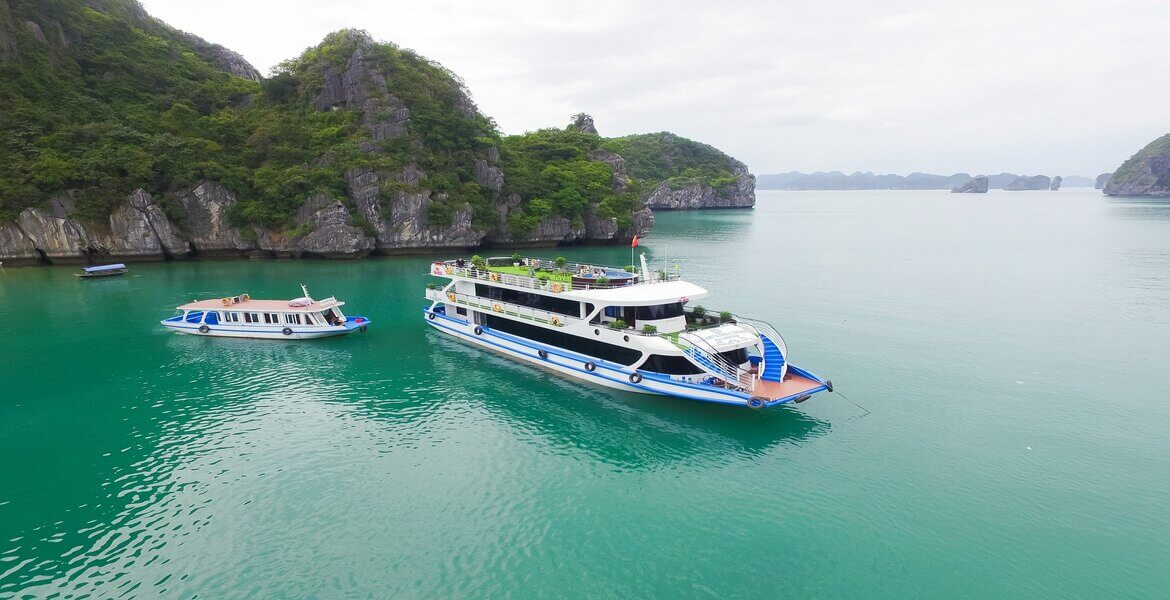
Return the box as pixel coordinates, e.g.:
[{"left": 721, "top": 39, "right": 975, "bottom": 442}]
[
  {"left": 423, "top": 255, "right": 831, "bottom": 409},
  {"left": 162, "top": 285, "right": 370, "bottom": 340}
]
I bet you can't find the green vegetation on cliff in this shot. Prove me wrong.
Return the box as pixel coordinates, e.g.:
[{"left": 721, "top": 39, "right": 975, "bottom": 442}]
[
  {"left": 0, "top": 0, "right": 258, "bottom": 221},
  {"left": 603, "top": 132, "right": 740, "bottom": 192},
  {"left": 1, "top": 0, "right": 745, "bottom": 240},
  {"left": 499, "top": 128, "right": 640, "bottom": 234}
]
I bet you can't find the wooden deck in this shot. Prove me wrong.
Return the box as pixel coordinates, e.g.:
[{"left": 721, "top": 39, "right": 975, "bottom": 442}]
[{"left": 752, "top": 372, "right": 825, "bottom": 400}]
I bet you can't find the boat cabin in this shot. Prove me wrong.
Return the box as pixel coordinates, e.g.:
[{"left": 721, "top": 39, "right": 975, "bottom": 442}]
[{"left": 172, "top": 296, "right": 349, "bottom": 328}]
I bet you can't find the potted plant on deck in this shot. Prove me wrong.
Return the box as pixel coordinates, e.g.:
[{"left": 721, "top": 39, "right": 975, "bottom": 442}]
[{"left": 512, "top": 253, "right": 522, "bottom": 267}]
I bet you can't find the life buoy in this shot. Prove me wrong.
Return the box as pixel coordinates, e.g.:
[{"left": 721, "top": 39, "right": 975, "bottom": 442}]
[
  {"left": 242, "top": 293, "right": 250, "bottom": 301},
  {"left": 360, "top": 325, "right": 367, "bottom": 333},
  {"left": 629, "top": 372, "right": 643, "bottom": 384},
  {"left": 198, "top": 325, "right": 210, "bottom": 334},
  {"left": 538, "top": 350, "right": 548, "bottom": 360},
  {"left": 551, "top": 282, "right": 563, "bottom": 293},
  {"left": 584, "top": 362, "right": 596, "bottom": 372},
  {"left": 427, "top": 311, "right": 436, "bottom": 320},
  {"left": 221, "top": 298, "right": 230, "bottom": 306},
  {"left": 282, "top": 327, "right": 293, "bottom": 336},
  {"left": 748, "top": 397, "right": 766, "bottom": 409},
  {"left": 447, "top": 292, "right": 456, "bottom": 302},
  {"left": 489, "top": 272, "right": 500, "bottom": 282},
  {"left": 492, "top": 303, "right": 503, "bottom": 313},
  {"left": 444, "top": 265, "right": 454, "bottom": 275},
  {"left": 550, "top": 316, "right": 562, "bottom": 326},
  {"left": 473, "top": 325, "right": 483, "bottom": 336}
]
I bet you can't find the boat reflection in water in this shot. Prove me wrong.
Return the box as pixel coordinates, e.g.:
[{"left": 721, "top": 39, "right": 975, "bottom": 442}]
[{"left": 426, "top": 334, "right": 830, "bottom": 471}]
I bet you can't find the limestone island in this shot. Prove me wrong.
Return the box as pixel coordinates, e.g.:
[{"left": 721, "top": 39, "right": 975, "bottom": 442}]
[{"left": 0, "top": 1, "right": 754, "bottom": 266}]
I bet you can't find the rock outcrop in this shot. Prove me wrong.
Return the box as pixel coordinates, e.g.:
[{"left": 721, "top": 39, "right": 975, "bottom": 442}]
[
  {"left": 1049, "top": 176, "right": 1062, "bottom": 190},
  {"left": 1003, "top": 175, "right": 1052, "bottom": 191},
  {"left": 170, "top": 182, "right": 256, "bottom": 254},
  {"left": 644, "top": 163, "right": 755, "bottom": 210},
  {"left": 951, "top": 176, "right": 989, "bottom": 193},
  {"left": 3, "top": 191, "right": 187, "bottom": 263},
  {"left": 1104, "top": 133, "right": 1170, "bottom": 197},
  {"left": 1095, "top": 173, "right": 1112, "bottom": 189},
  {"left": 570, "top": 113, "right": 598, "bottom": 135}
]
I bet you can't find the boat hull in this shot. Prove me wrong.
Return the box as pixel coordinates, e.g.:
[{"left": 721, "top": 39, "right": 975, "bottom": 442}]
[
  {"left": 423, "top": 308, "right": 828, "bottom": 408},
  {"left": 160, "top": 317, "right": 369, "bottom": 340}
]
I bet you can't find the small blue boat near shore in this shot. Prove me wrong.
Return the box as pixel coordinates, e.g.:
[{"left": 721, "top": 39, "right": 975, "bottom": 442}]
[{"left": 77, "top": 263, "right": 127, "bottom": 278}]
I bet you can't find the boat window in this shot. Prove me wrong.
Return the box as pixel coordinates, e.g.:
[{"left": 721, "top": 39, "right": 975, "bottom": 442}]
[
  {"left": 604, "top": 306, "right": 622, "bottom": 318},
  {"left": 263, "top": 313, "right": 277, "bottom": 324},
  {"left": 223, "top": 312, "right": 240, "bottom": 323},
  {"left": 635, "top": 303, "right": 684, "bottom": 320},
  {"left": 303, "top": 314, "right": 316, "bottom": 325},
  {"left": 641, "top": 354, "right": 706, "bottom": 375},
  {"left": 285, "top": 313, "right": 300, "bottom": 325},
  {"left": 456, "top": 307, "right": 467, "bottom": 316},
  {"left": 483, "top": 314, "right": 642, "bottom": 365},
  {"left": 475, "top": 284, "right": 580, "bottom": 317},
  {"left": 244, "top": 313, "right": 258, "bottom": 324},
  {"left": 717, "top": 348, "right": 749, "bottom": 365}
]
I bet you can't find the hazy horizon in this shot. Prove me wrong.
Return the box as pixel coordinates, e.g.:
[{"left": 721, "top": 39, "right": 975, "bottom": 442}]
[{"left": 140, "top": 0, "right": 1168, "bottom": 177}]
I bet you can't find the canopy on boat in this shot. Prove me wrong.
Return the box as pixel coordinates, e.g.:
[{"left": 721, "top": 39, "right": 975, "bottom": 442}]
[{"left": 83, "top": 263, "right": 126, "bottom": 272}]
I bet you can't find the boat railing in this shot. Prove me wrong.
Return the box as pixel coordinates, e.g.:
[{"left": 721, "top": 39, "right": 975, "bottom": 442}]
[
  {"left": 426, "top": 288, "right": 580, "bottom": 329},
  {"left": 664, "top": 331, "right": 756, "bottom": 393},
  {"left": 734, "top": 315, "right": 789, "bottom": 359},
  {"left": 434, "top": 259, "right": 680, "bottom": 293}
]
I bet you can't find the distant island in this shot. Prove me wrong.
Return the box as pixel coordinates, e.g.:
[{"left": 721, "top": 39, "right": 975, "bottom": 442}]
[
  {"left": 1103, "top": 133, "right": 1170, "bottom": 197},
  {"left": 757, "top": 171, "right": 1094, "bottom": 191}
]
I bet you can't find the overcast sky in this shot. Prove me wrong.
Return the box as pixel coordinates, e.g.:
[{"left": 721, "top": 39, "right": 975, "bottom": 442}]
[{"left": 141, "top": 0, "right": 1168, "bottom": 177}]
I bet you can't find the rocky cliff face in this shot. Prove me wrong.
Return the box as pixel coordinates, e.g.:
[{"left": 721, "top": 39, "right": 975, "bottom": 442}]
[
  {"left": 1004, "top": 175, "right": 1052, "bottom": 191},
  {"left": 1095, "top": 172, "right": 1112, "bottom": 189},
  {"left": 951, "top": 176, "right": 989, "bottom": 193},
  {"left": 1049, "top": 176, "right": 1062, "bottom": 190},
  {"left": 1104, "top": 134, "right": 1170, "bottom": 197},
  {"left": 643, "top": 163, "right": 755, "bottom": 210}
]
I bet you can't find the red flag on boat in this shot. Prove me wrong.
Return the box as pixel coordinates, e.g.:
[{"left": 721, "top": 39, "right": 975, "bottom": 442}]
[{"left": 631, "top": 234, "right": 639, "bottom": 248}]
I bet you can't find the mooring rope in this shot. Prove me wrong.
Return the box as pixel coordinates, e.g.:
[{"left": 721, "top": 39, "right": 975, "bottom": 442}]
[{"left": 833, "top": 389, "right": 871, "bottom": 421}]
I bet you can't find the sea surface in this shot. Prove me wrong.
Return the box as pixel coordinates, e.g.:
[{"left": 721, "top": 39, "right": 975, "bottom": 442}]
[{"left": 2, "top": 189, "right": 1168, "bottom": 598}]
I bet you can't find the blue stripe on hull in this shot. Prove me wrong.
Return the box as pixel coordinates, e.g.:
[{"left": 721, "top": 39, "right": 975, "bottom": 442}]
[{"left": 422, "top": 308, "right": 827, "bottom": 408}]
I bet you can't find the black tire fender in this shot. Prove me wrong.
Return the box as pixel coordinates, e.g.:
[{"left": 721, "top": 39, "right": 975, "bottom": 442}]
[
  {"left": 360, "top": 325, "right": 368, "bottom": 333},
  {"left": 198, "top": 325, "right": 210, "bottom": 334},
  {"left": 282, "top": 327, "right": 293, "bottom": 336},
  {"left": 748, "top": 396, "right": 767, "bottom": 409},
  {"left": 427, "top": 311, "right": 436, "bottom": 320},
  {"left": 824, "top": 379, "right": 834, "bottom": 393},
  {"left": 629, "top": 372, "right": 643, "bottom": 384},
  {"left": 794, "top": 395, "right": 811, "bottom": 404},
  {"left": 584, "top": 362, "right": 596, "bottom": 372},
  {"left": 473, "top": 325, "right": 483, "bottom": 336},
  {"left": 538, "top": 350, "right": 549, "bottom": 360}
]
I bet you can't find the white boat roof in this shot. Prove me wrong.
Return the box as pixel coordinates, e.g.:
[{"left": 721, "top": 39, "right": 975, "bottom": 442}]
[
  {"left": 564, "top": 280, "right": 708, "bottom": 305},
  {"left": 177, "top": 297, "right": 344, "bottom": 312}
]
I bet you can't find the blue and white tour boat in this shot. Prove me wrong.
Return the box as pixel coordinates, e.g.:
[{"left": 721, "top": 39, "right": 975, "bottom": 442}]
[
  {"left": 162, "top": 285, "right": 370, "bottom": 340},
  {"left": 423, "top": 255, "right": 832, "bottom": 409}
]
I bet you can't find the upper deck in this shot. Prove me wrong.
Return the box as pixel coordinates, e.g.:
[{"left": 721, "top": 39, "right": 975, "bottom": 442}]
[
  {"left": 430, "top": 257, "right": 708, "bottom": 305},
  {"left": 177, "top": 297, "right": 344, "bottom": 313}
]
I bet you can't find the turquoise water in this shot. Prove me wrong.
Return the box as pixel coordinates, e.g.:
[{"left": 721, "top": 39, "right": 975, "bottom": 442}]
[{"left": 2, "top": 189, "right": 1168, "bottom": 597}]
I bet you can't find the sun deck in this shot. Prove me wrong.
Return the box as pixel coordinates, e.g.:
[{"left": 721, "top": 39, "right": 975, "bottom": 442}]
[{"left": 177, "top": 298, "right": 343, "bottom": 312}]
